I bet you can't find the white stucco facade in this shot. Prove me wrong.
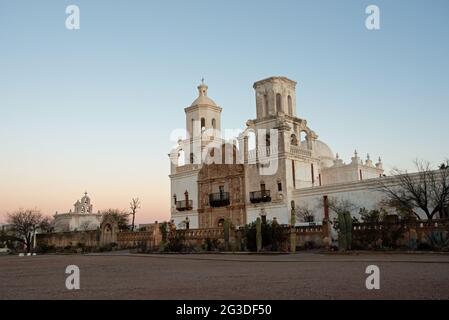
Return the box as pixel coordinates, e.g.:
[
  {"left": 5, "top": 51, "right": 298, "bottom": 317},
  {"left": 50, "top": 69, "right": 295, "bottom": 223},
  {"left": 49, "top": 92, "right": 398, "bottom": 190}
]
[
  {"left": 53, "top": 192, "right": 102, "bottom": 232},
  {"left": 169, "top": 76, "right": 395, "bottom": 229}
]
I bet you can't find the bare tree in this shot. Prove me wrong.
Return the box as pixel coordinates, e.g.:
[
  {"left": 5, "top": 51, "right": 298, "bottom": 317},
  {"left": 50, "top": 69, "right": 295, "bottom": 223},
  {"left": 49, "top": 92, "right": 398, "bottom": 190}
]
[
  {"left": 38, "top": 215, "right": 54, "bottom": 233},
  {"left": 378, "top": 160, "right": 449, "bottom": 221},
  {"left": 326, "top": 197, "right": 358, "bottom": 216},
  {"left": 102, "top": 209, "right": 130, "bottom": 231},
  {"left": 295, "top": 205, "right": 315, "bottom": 223},
  {"left": 7, "top": 209, "right": 49, "bottom": 252},
  {"left": 129, "top": 198, "right": 141, "bottom": 231}
]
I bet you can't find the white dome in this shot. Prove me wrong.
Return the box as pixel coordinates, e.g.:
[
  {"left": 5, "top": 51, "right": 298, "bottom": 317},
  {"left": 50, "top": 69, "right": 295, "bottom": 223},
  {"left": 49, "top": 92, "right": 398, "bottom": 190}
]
[
  {"left": 301, "top": 139, "right": 335, "bottom": 167},
  {"left": 190, "top": 95, "right": 217, "bottom": 107},
  {"left": 190, "top": 82, "right": 217, "bottom": 107}
]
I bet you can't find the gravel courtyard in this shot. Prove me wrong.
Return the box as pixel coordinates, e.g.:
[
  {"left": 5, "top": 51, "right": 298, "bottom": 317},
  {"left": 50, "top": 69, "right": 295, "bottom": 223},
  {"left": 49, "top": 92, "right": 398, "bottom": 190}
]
[{"left": 1, "top": 252, "right": 448, "bottom": 300}]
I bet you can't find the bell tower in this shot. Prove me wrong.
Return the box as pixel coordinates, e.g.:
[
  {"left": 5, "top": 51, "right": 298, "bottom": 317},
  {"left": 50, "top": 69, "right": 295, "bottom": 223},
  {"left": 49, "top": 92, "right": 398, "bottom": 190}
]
[
  {"left": 185, "top": 79, "right": 222, "bottom": 139},
  {"left": 253, "top": 77, "right": 297, "bottom": 120}
]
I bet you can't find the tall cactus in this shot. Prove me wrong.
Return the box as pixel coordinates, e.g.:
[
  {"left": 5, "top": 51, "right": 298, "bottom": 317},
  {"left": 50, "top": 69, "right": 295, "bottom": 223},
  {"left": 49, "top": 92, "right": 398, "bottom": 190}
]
[
  {"left": 256, "top": 217, "right": 262, "bottom": 252},
  {"left": 344, "top": 212, "right": 352, "bottom": 250},
  {"left": 338, "top": 212, "right": 347, "bottom": 251},
  {"left": 338, "top": 211, "right": 353, "bottom": 251}
]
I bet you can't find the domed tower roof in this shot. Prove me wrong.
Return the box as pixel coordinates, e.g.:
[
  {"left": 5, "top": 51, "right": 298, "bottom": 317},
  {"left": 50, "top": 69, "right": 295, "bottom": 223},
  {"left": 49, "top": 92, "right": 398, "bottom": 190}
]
[
  {"left": 190, "top": 79, "right": 218, "bottom": 107},
  {"left": 80, "top": 191, "right": 90, "bottom": 204},
  {"left": 301, "top": 140, "right": 335, "bottom": 168}
]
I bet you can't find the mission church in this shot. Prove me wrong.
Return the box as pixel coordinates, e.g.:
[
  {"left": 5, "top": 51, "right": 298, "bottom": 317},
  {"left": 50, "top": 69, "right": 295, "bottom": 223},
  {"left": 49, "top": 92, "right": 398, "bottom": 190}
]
[{"left": 169, "top": 76, "right": 385, "bottom": 229}]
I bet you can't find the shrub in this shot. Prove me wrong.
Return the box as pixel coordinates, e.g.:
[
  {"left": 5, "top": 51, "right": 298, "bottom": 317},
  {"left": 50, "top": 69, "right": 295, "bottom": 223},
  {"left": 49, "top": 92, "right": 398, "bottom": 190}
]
[
  {"left": 243, "top": 220, "right": 288, "bottom": 252},
  {"left": 352, "top": 208, "right": 406, "bottom": 250},
  {"left": 202, "top": 238, "right": 220, "bottom": 251},
  {"left": 98, "top": 243, "right": 117, "bottom": 252},
  {"left": 136, "top": 241, "right": 147, "bottom": 253},
  {"left": 36, "top": 244, "right": 56, "bottom": 254},
  {"left": 304, "top": 240, "right": 317, "bottom": 250},
  {"left": 165, "top": 232, "right": 186, "bottom": 252},
  {"left": 426, "top": 231, "right": 449, "bottom": 251}
]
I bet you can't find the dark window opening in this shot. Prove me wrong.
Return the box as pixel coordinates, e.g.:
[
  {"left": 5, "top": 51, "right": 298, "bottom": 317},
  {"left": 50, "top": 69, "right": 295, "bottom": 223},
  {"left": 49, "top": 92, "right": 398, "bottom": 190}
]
[
  {"left": 292, "top": 160, "right": 296, "bottom": 188},
  {"left": 200, "top": 117, "right": 206, "bottom": 130},
  {"left": 311, "top": 164, "right": 315, "bottom": 184}
]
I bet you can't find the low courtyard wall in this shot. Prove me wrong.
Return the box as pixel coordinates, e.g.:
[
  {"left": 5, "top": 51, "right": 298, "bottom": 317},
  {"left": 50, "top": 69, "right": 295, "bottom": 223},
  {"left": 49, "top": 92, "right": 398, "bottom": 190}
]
[
  {"left": 37, "top": 230, "right": 100, "bottom": 250},
  {"left": 35, "top": 218, "right": 449, "bottom": 252},
  {"left": 352, "top": 218, "right": 449, "bottom": 250}
]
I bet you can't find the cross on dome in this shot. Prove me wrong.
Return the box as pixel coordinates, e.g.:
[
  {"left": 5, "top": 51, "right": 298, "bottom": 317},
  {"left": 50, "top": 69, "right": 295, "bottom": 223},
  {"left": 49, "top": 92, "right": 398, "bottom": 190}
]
[{"left": 197, "top": 80, "right": 208, "bottom": 97}]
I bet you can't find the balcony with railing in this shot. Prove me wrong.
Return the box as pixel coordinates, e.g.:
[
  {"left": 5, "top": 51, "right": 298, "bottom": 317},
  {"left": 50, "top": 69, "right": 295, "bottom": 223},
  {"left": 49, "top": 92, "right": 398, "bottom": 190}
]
[
  {"left": 176, "top": 200, "right": 193, "bottom": 211},
  {"left": 247, "top": 145, "right": 279, "bottom": 162},
  {"left": 290, "top": 145, "right": 312, "bottom": 157},
  {"left": 249, "top": 190, "right": 272, "bottom": 204},
  {"left": 209, "top": 192, "right": 230, "bottom": 208}
]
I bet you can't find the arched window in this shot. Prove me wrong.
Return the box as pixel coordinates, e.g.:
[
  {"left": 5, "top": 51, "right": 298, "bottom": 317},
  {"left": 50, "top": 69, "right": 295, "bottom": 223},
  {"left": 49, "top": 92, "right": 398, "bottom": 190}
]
[
  {"left": 288, "top": 95, "right": 292, "bottom": 115},
  {"left": 265, "top": 133, "right": 271, "bottom": 156},
  {"left": 291, "top": 134, "right": 298, "bottom": 146},
  {"left": 201, "top": 117, "right": 206, "bottom": 131},
  {"left": 247, "top": 130, "right": 256, "bottom": 151},
  {"left": 300, "top": 131, "right": 308, "bottom": 149},
  {"left": 222, "top": 144, "right": 238, "bottom": 164},
  {"left": 264, "top": 94, "right": 269, "bottom": 116},
  {"left": 178, "top": 150, "right": 185, "bottom": 166},
  {"left": 265, "top": 133, "right": 271, "bottom": 147},
  {"left": 211, "top": 118, "right": 216, "bottom": 129},
  {"left": 276, "top": 93, "right": 282, "bottom": 113}
]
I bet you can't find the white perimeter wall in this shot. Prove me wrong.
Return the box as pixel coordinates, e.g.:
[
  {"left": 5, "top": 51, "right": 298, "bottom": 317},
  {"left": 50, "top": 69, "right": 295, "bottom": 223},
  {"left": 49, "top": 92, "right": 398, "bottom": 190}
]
[
  {"left": 246, "top": 203, "right": 290, "bottom": 225},
  {"left": 170, "top": 171, "right": 199, "bottom": 229},
  {"left": 293, "top": 176, "right": 429, "bottom": 222}
]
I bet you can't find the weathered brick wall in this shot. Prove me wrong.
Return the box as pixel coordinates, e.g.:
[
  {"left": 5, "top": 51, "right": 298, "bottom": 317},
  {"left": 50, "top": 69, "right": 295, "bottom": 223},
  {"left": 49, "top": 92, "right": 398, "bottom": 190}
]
[
  {"left": 295, "top": 225, "right": 327, "bottom": 248},
  {"left": 352, "top": 219, "right": 449, "bottom": 249},
  {"left": 117, "top": 228, "right": 162, "bottom": 250},
  {"left": 172, "top": 228, "right": 225, "bottom": 247},
  {"left": 37, "top": 230, "right": 100, "bottom": 249},
  {"left": 170, "top": 226, "right": 329, "bottom": 251}
]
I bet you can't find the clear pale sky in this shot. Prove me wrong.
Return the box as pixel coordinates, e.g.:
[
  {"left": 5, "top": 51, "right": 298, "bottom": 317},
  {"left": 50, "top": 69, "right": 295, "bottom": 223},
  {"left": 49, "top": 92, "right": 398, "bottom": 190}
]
[{"left": 1, "top": 0, "right": 448, "bottom": 224}]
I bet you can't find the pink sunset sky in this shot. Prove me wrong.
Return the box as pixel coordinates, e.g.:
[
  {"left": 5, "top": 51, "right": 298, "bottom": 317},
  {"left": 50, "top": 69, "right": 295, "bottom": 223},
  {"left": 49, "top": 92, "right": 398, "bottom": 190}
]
[{"left": 1, "top": 1, "right": 448, "bottom": 224}]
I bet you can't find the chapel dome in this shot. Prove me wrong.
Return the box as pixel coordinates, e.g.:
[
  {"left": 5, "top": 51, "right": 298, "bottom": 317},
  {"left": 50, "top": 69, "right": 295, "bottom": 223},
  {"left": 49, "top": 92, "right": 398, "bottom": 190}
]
[
  {"left": 301, "top": 139, "right": 335, "bottom": 168},
  {"left": 190, "top": 95, "right": 217, "bottom": 107},
  {"left": 190, "top": 81, "right": 217, "bottom": 107}
]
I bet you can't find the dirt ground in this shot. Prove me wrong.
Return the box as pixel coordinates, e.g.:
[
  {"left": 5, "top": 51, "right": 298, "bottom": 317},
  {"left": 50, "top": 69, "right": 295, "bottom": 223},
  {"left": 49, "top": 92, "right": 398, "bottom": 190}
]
[{"left": 1, "top": 252, "right": 448, "bottom": 299}]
